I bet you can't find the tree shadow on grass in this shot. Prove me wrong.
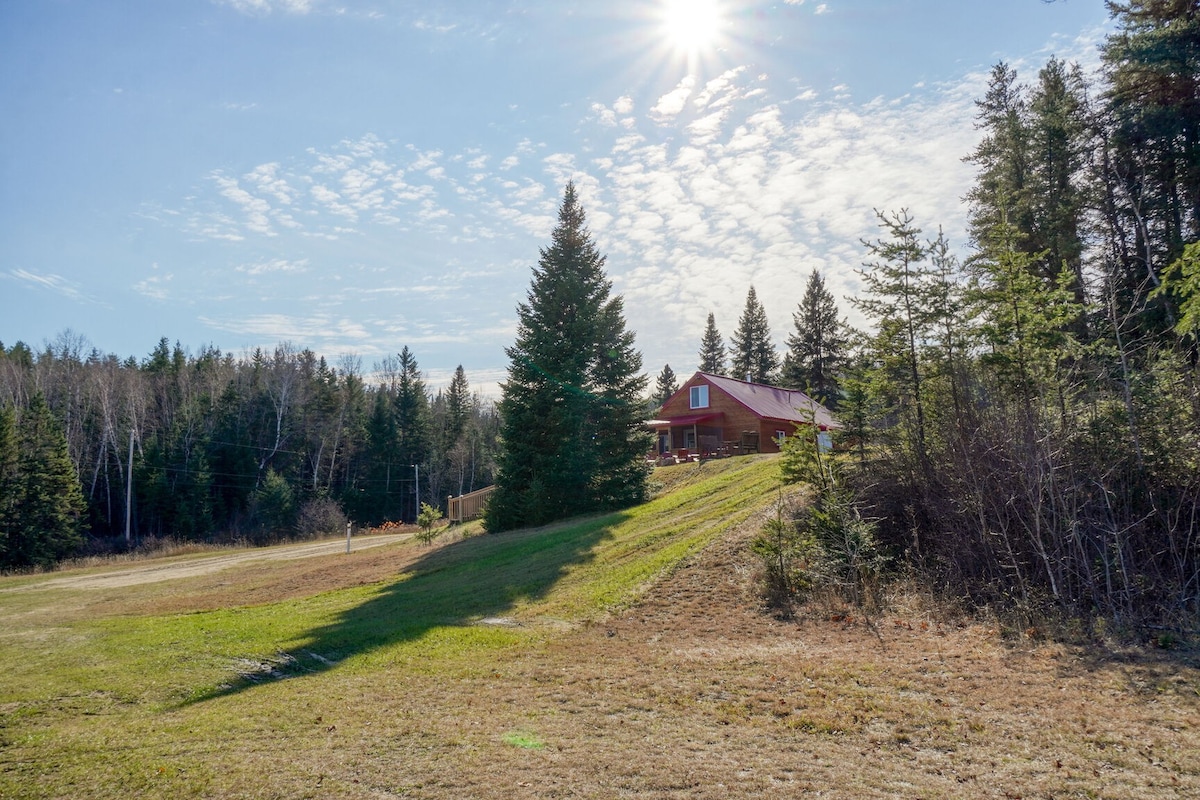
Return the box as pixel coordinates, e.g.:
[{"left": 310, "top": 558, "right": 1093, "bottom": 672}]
[{"left": 181, "top": 511, "right": 629, "bottom": 705}]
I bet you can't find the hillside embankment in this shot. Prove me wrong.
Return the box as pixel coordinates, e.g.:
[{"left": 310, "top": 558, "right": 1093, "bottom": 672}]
[{"left": 0, "top": 455, "right": 1197, "bottom": 799}]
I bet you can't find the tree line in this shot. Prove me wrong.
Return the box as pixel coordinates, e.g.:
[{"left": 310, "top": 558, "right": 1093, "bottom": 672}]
[
  {"left": 828, "top": 1, "right": 1200, "bottom": 626},
  {"left": 0, "top": 335, "right": 500, "bottom": 567},
  {"left": 649, "top": 270, "right": 847, "bottom": 412}
]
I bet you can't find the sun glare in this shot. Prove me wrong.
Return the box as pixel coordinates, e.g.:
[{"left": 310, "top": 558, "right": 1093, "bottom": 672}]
[{"left": 662, "top": 0, "right": 722, "bottom": 53}]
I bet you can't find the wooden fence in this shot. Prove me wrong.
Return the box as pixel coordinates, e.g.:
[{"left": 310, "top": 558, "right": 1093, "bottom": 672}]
[{"left": 447, "top": 485, "right": 495, "bottom": 523}]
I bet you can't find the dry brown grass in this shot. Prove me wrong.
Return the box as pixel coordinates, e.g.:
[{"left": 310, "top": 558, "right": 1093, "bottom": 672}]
[
  {"left": 3, "top": 482, "right": 1198, "bottom": 799},
  {"left": 189, "top": 525, "right": 1198, "bottom": 799}
]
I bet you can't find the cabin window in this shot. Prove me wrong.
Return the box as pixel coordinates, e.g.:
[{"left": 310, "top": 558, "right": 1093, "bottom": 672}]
[
  {"left": 689, "top": 385, "right": 709, "bottom": 409},
  {"left": 775, "top": 430, "right": 787, "bottom": 445}
]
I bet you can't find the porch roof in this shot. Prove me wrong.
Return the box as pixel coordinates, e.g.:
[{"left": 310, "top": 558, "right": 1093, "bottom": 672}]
[{"left": 650, "top": 412, "right": 724, "bottom": 427}]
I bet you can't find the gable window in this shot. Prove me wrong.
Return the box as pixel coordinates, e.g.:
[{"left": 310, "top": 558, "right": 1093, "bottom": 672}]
[{"left": 689, "top": 384, "right": 709, "bottom": 409}]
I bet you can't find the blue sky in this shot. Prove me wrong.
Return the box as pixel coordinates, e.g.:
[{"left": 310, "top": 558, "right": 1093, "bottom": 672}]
[{"left": 1, "top": 0, "right": 1113, "bottom": 393}]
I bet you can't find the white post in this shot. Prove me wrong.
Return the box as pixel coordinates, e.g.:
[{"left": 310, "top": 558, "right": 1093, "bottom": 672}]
[{"left": 346, "top": 522, "right": 352, "bottom": 554}]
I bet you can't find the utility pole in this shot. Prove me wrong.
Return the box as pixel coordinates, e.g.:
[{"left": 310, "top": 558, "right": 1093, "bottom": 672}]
[
  {"left": 413, "top": 464, "right": 420, "bottom": 523},
  {"left": 124, "top": 428, "right": 134, "bottom": 546}
]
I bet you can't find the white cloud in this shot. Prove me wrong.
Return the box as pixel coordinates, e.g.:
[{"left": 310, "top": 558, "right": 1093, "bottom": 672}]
[
  {"left": 6, "top": 268, "right": 93, "bottom": 304},
  {"left": 236, "top": 258, "right": 309, "bottom": 275},
  {"left": 163, "top": 25, "right": 1111, "bottom": 380},
  {"left": 651, "top": 75, "right": 696, "bottom": 122},
  {"left": 133, "top": 272, "right": 173, "bottom": 300},
  {"left": 574, "top": 65, "right": 995, "bottom": 373},
  {"left": 199, "top": 312, "right": 373, "bottom": 343},
  {"left": 217, "top": 0, "right": 314, "bottom": 15},
  {"left": 591, "top": 102, "right": 618, "bottom": 127},
  {"left": 693, "top": 67, "right": 747, "bottom": 110},
  {"left": 213, "top": 173, "right": 275, "bottom": 236}
]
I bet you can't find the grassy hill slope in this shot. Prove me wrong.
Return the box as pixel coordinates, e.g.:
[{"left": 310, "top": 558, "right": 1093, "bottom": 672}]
[
  {"left": 2, "top": 453, "right": 1198, "bottom": 799},
  {"left": 0, "top": 456, "right": 782, "bottom": 798}
]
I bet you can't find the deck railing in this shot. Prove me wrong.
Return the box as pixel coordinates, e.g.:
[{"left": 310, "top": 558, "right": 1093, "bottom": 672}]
[{"left": 447, "top": 485, "right": 495, "bottom": 523}]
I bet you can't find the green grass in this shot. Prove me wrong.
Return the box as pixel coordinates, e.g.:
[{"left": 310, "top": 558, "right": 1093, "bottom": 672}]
[{"left": 0, "top": 456, "right": 782, "bottom": 799}]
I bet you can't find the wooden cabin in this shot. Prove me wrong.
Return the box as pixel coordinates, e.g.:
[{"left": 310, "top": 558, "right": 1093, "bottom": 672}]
[{"left": 649, "top": 372, "right": 838, "bottom": 459}]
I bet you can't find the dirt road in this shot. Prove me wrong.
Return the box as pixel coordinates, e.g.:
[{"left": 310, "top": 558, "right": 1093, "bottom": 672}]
[{"left": 2, "top": 532, "right": 414, "bottom": 592}]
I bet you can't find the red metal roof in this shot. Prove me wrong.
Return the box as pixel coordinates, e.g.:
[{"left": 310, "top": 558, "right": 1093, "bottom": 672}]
[{"left": 698, "top": 373, "right": 841, "bottom": 430}]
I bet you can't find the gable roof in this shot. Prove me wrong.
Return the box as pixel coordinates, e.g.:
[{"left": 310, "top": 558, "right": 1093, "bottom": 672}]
[{"left": 697, "top": 372, "right": 840, "bottom": 430}]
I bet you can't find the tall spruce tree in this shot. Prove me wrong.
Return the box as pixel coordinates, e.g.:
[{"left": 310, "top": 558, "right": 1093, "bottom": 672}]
[
  {"left": 730, "top": 286, "right": 779, "bottom": 384},
  {"left": 393, "top": 346, "right": 431, "bottom": 521},
  {"left": 1100, "top": 0, "right": 1200, "bottom": 336},
  {"left": 698, "top": 312, "right": 727, "bottom": 375},
  {"left": 3, "top": 394, "right": 85, "bottom": 567},
  {"left": 781, "top": 269, "right": 847, "bottom": 406},
  {"left": 445, "top": 365, "right": 470, "bottom": 447},
  {"left": 652, "top": 364, "right": 679, "bottom": 409},
  {"left": 0, "top": 405, "right": 17, "bottom": 558},
  {"left": 486, "top": 183, "right": 649, "bottom": 531},
  {"left": 966, "top": 62, "right": 1032, "bottom": 254},
  {"left": 852, "top": 209, "right": 934, "bottom": 459}
]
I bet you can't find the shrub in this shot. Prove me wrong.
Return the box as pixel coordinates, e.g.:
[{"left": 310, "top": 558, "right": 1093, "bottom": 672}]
[
  {"left": 295, "top": 496, "right": 349, "bottom": 540},
  {"left": 750, "top": 495, "right": 816, "bottom": 612},
  {"left": 415, "top": 502, "right": 444, "bottom": 545}
]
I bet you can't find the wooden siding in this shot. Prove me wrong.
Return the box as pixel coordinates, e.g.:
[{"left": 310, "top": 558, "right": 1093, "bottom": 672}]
[{"left": 659, "top": 374, "right": 795, "bottom": 454}]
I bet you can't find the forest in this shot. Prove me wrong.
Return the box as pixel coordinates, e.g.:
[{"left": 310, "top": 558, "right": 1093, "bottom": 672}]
[
  {"left": 796, "top": 0, "right": 1200, "bottom": 628},
  {"left": 0, "top": 337, "right": 500, "bottom": 566},
  {"left": 2, "top": 2, "right": 1198, "bottom": 629}
]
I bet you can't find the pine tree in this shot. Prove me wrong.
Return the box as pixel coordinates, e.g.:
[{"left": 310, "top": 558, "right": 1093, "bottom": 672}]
[
  {"left": 0, "top": 405, "right": 18, "bottom": 557},
  {"left": 486, "top": 182, "right": 649, "bottom": 531},
  {"left": 3, "top": 394, "right": 85, "bottom": 567},
  {"left": 967, "top": 60, "right": 1089, "bottom": 321},
  {"left": 1100, "top": 0, "right": 1200, "bottom": 336},
  {"left": 698, "top": 312, "right": 727, "bottom": 375},
  {"left": 1027, "top": 58, "right": 1088, "bottom": 299},
  {"left": 965, "top": 62, "right": 1031, "bottom": 240},
  {"left": 393, "top": 346, "right": 431, "bottom": 520},
  {"left": 445, "top": 365, "right": 470, "bottom": 447},
  {"left": 851, "top": 209, "right": 934, "bottom": 458},
  {"left": 781, "top": 269, "right": 847, "bottom": 406},
  {"left": 730, "top": 286, "right": 779, "bottom": 384},
  {"left": 652, "top": 364, "right": 678, "bottom": 410}
]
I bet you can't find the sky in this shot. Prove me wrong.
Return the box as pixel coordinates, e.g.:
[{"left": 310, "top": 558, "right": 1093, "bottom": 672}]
[{"left": 1, "top": 0, "right": 1115, "bottom": 394}]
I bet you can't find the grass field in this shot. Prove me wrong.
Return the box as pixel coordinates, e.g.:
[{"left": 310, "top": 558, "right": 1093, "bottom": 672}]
[{"left": 1, "top": 454, "right": 1198, "bottom": 799}]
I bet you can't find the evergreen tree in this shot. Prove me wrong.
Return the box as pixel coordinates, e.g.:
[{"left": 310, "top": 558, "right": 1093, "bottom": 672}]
[
  {"left": 730, "top": 286, "right": 779, "bottom": 384},
  {"left": 966, "top": 62, "right": 1032, "bottom": 253},
  {"left": 967, "top": 60, "right": 1090, "bottom": 316},
  {"left": 3, "top": 394, "right": 85, "bottom": 567},
  {"left": 445, "top": 365, "right": 470, "bottom": 447},
  {"left": 652, "top": 364, "right": 678, "bottom": 409},
  {"left": 781, "top": 269, "right": 847, "bottom": 406},
  {"left": 0, "top": 405, "right": 17, "bottom": 556},
  {"left": 486, "top": 182, "right": 649, "bottom": 531},
  {"left": 1027, "top": 58, "right": 1089, "bottom": 300},
  {"left": 968, "top": 216, "right": 1085, "bottom": 407},
  {"left": 851, "top": 209, "right": 934, "bottom": 459},
  {"left": 393, "top": 346, "right": 431, "bottom": 520},
  {"left": 358, "top": 389, "right": 401, "bottom": 525},
  {"left": 698, "top": 312, "right": 727, "bottom": 375},
  {"left": 1100, "top": 0, "right": 1200, "bottom": 336}
]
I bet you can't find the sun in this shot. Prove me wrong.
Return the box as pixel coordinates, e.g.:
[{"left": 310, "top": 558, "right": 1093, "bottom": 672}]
[{"left": 661, "top": 0, "right": 722, "bottom": 54}]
